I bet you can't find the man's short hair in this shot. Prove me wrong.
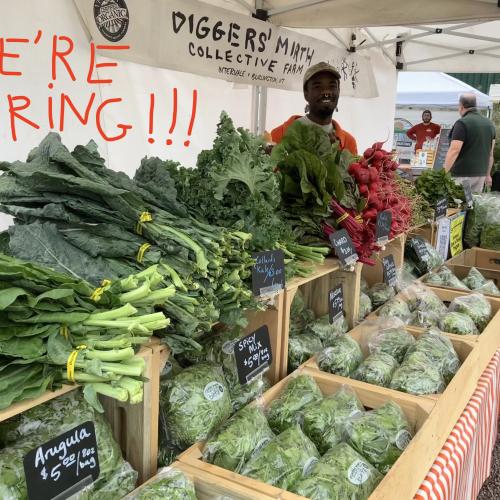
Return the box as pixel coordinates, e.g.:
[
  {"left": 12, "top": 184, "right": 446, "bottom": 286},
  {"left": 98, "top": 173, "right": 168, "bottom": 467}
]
[
  {"left": 422, "top": 110, "right": 432, "bottom": 118},
  {"left": 459, "top": 94, "right": 477, "bottom": 109}
]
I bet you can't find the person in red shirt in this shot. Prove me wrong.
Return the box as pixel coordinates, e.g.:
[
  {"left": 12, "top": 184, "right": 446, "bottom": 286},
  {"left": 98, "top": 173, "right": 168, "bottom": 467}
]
[
  {"left": 406, "top": 110, "right": 441, "bottom": 151},
  {"left": 270, "top": 62, "right": 358, "bottom": 155}
]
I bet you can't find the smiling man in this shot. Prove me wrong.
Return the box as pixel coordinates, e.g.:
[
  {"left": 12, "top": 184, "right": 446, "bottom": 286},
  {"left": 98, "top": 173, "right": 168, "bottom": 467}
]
[{"left": 270, "top": 62, "right": 358, "bottom": 155}]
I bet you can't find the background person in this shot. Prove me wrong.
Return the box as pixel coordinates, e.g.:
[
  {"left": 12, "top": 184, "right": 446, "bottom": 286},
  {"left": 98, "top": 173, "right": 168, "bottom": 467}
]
[
  {"left": 406, "top": 110, "right": 441, "bottom": 152},
  {"left": 270, "top": 62, "right": 357, "bottom": 155},
  {"left": 444, "top": 93, "right": 496, "bottom": 192}
]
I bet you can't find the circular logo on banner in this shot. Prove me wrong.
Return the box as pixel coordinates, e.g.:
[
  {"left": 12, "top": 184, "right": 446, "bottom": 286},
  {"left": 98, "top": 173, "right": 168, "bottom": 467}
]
[{"left": 93, "top": 0, "right": 129, "bottom": 42}]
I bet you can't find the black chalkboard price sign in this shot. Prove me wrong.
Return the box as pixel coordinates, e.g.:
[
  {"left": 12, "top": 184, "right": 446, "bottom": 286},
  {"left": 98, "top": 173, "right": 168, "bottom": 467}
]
[
  {"left": 412, "top": 238, "right": 430, "bottom": 262},
  {"left": 433, "top": 128, "right": 452, "bottom": 170},
  {"left": 23, "top": 421, "right": 100, "bottom": 500},
  {"left": 251, "top": 250, "right": 285, "bottom": 297},
  {"left": 328, "top": 285, "right": 344, "bottom": 323},
  {"left": 329, "top": 229, "right": 358, "bottom": 266},
  {"left": 382, "top": 254, "right": 398, "bottom": 287},
  {"left": 376, "top": 210, "right": 392, "bottom": 244},
  {"left": 435, "top": 198, "right": 448, "bottom": 221},
  {"left": 234, "top": 325, "right": 272, "bottom": 385}
]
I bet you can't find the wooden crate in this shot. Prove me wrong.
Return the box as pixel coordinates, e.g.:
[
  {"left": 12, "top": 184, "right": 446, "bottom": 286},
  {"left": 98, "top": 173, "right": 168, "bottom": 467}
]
[
  {"left": 362, "top": 233, "right": 406, "bottom": 287},
  {"left": 125, "top": 461, "right": 275, "bottom": 499},
  {"left": 179, "top": 367, "right": 434, "bottom": 500},
  {"left": 101, "top": 338, "right": 170, "bottom": 484},
  {"left": 447, "top": 247, "right": 500, "bottom": 271},
  {"left": 280, "top": 258, "right": 361, "bottom": 379},
  {"left": 407, "top": 223, "right": 436, "bottom": 247},
  {"left": 304, "top": 322, "right": 475, "bottom": 402}
]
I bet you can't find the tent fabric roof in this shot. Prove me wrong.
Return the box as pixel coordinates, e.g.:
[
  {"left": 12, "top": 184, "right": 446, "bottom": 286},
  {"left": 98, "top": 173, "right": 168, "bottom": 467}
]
[{"left": 396, "top": 72, "right": 492, "bottom": 108}]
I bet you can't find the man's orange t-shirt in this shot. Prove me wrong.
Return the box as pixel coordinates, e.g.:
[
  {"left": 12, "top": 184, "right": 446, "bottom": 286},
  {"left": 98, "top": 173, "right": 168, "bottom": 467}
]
[
  {"left": 406, "top": 122, "right": 441, "bottom": 151},
  {"left": 270, "top": 115, "right": 358, "bottom": 156}
]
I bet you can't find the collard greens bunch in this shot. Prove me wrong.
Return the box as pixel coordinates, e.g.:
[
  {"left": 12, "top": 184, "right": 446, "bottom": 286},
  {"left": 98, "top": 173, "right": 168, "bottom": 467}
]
[
  {"left": 317, "top": 336, "right": 363, "bottom": 377},
  {"left": 130, "top": 467, "right": 196, "bottom": 500}
]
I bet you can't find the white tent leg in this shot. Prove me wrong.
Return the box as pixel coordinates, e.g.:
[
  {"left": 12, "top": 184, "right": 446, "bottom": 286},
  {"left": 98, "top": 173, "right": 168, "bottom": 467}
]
[{"left": 251, "top": 85, "right": 268, "bottom": 136}]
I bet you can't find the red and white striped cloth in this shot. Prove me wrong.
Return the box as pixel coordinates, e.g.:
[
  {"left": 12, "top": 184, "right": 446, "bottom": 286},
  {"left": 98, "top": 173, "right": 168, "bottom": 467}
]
[{"left": 415, "top": 350, "right": 500, "bottom": 500}]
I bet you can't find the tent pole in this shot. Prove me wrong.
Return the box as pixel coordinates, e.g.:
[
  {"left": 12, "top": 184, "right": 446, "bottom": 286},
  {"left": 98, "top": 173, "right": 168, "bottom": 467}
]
[{"left": 362, "top": 27, "right": 396, "bottom": 64}]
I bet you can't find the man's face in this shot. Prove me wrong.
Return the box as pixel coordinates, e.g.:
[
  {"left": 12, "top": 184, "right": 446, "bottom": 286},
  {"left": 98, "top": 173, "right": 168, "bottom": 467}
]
[
  {"left": 304, "top": 72, "right": 340, "bottom": 119},
  {"left": 422, "top": 112, "right": 431, "bottom": 124}
]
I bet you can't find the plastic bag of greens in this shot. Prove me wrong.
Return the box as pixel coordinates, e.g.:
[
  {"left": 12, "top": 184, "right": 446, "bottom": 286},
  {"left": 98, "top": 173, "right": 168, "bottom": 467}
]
[
  {"left": 439, "top": 312, "right": 479, "bottom": 335},
  {"left": 0, "top": 391, "right": 137, "bottom": 500},
  {"left": 480, "top": 196, "right": 500, "bottom": 250},
  {"left": 127, "top": 467, "right": 196, "bottom": 499},
  {"left": 474, "top": 280, "right": 500, "bottom": 297},
  {"left": 405, "top": 238, "right": 444, "bottom": 276},
  {"left": 359, "top": 291, "right": 373, "bottom": 321},
  {"left": 290, "top": 290, "right": 315, "bottom": 336},
  {"left": 402, "top": 284, "right": 447, "bottom": 317},
  {"left": 423, "top": 266, "right": 470, "bottom": 291},
  {"left": 294, "top": 442, "right": 382, "bottom": 500},
  {"left": 288, "top": 334, "right": 323, "bottom": 372},
  {"left": 352, "top": 352, "right": 399, "bottom": 388},
  {"left": 306, "top": 314, "right": 349, "bottom": 346},
  {"left": 344, "top": 401, "right": 413, "bottom": 474},
  {"left": 203, "top": 405, "right": 274, "bottom": 472},
  {"left": 390, "top": 350, "right": 446, "bottom": 395},
  {"left": 408, "top": 310, "right": 441, "bottom": 329},
  {"left": 317, "top": 336, "right": 363, "bottom": 377},
  {"left": 462, "top": 267, "right": 488, "bottom": 290},
  {"left": 241, "top": 425, "right": 320, "bottom": 491},
  {"left": 405, "top": 329, "right": 460, "bottom": 383},
  {"left": 377, "top": 297, "right": 412, "bottom": 322},
  {"left": 266, "top": 374, "right": 322, "bottom": 433},
  {"left": 300, "top": 385, "right": 364, "bottom": 454},
  {"left": 360, "top": 277, "right": 370, "bottom": 293},
  {"left": 367, "top": 322, "right": 416, "bottom": 363},
  {"left": 161, "top": 363, "right": 232, "bottom": 448},
  {"left": 449, "top": 293, "right": 492, "bottom": 331},
  {"left": 367, "top": 282, "right": 396, "bottom": 308}
]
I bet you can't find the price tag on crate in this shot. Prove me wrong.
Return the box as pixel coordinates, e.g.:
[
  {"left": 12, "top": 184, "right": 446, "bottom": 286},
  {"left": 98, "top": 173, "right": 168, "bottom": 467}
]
[
  {"left": 23, "top": 421, "right": 100, "bottom": 500},
  {"left": 328, "top": 285, "right": 344, "bottom": 323},
  {"left": 382, "top": 254, "right": 398, "bottom": 287},
  {"left": 435, "top": 197, "right": 448, "bottom": 221},
  {"left": 376, "top": 210, "right": 392, "bottom": 244},
  {"left": 234, "top": 325, "right": 272, "bottom": 385},
  {"left": 329, "top": 229, "right": 358, "bottom": 266},
  {"left": 462, "top": 180, "right": 473, "bottom": 209},
  {"left": 412, "top": 237, "right": 430, "bottom": 262},
  {"left": 251, "top": 250, "right": 285, "bottom": 297}
]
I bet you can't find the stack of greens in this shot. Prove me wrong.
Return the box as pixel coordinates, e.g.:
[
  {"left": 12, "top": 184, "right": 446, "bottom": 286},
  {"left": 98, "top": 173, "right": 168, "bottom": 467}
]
[
  {"left": 0, "top": 253, "right": 169, "bottom": 411},
  {"left": 0, "top": 391, "right": 137, "bottom": 499},
  {"left": 464, "top": 193, "right": 500, "bottom": 250},
  {"left": 415, "top": 169, "right": 465, "bottom": 208}
]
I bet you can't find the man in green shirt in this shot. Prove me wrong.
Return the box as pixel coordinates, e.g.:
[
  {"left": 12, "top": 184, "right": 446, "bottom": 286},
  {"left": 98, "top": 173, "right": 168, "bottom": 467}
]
[{"left": 444, "top": 93, "right": 496, "bottom": 193}]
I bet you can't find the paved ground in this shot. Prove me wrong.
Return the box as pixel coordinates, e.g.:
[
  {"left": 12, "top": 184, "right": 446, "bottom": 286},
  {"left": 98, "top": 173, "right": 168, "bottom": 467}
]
[{"left": 478, "top": 422, "right": 500, "bottom": 500}]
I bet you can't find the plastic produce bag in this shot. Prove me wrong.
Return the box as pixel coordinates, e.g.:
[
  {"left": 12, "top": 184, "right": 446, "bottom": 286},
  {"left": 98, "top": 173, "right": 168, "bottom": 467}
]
[
  {"left": 465, "top": 193, "right": 500, "bottom": 250},
  {"left": 0, "top": 391, "right": 137, "bottom": 500},
  {"left": 423, "top": 266, "right": 470, "bottom": 291},
  {"left": 402, "top": 284, "right": 447, "bottom": 317},
  {"left": 390, "top": 350, "right": 446, "bottom": 395},
  {"left": 439, "top": 312, "right": 479, "bottom": 335},
  {"left": 203, "top": 405, "right": 274, "bottom": 472},
  {"left": 377, "top": 297, "right": 412, "bottom": 322},
  {"left": 317, "top": 336, "right": 363, "bottom": 377},
  {"left": 128, "top": 467, "right": 196, "bottom": 499},
  {"left": 474, "top": 280, "right": 500, "bottom": 297},
  {"left": 367, "top": 282, "right": 396, "bottom": 309},
  {"left": 359, "top": 291, "right": 373, "bottom": 321},
  {"left": 449, "top": 293, "right": 492, "bottom": 331},
  {"left": 241, "top": 425, "right": 320, "bottom": 491},
  {"left": 306, "top": 314, "right": 349, "bottom": 346},
  {"left": 360, "top": 277, "right": 370, "bottom": 293},
  {"left": 267, "top": 374, "right": 323, "bottom": 434},
  {"left": 301, "top": 385, "right": 364, "bottom": 454},
  {"left": 368, "top": 324, "right": 416, "bottom": 363},
  {"left": 290, "top": 290, "right": 315, "bottom": 336},
  {"left": 408, "top": 310, "right": 441, "bottom": 329},
  {"left": 462, "top": 267, "right": 488, "bottom": 290},
  {"left": 294, "top": 442, "right": 382, "bottom": 500},
  {"left": 352, "top": 352, "right": 399, "bottom": 388},
  {"left": 344, "top": 401, "right": 413, "bottom": 474},
  {"left": 288, "top": 334, "right": 323, "bottom": 372},
  {"left": 405, "top": 238, "right": 444, "bottom": 276},
  {"left": 161, "top": 363, "right": 232, "bottom": 448}
]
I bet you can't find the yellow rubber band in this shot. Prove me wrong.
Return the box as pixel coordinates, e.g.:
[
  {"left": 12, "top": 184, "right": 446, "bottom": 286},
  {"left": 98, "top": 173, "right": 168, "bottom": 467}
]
[
  {"left": 66, "top": 344, "right": 87, "bottom": 383},
  {"left": 60, "top": 325, "right": 69, "bottom": 340},
  {"left": 90, "top": 279, "right": 112, "bottom": 302},
  {"left": 136, "top": 243, "right": 151, "bottom": 263},
  {"left": 354, "top": 215, "right": 364, "bottom": 224},
  {"left": 336, "top": 213, "right": 349, "bottom": 224},
  {"left": 136, "top": 211, "right": 153, "bottom": 235}
]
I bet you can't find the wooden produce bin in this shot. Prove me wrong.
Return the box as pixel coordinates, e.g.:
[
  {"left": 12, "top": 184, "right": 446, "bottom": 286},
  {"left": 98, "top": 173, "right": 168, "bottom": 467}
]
[
  {"left": 101, "top": 338, "right": 170, "bottom": 484},
  {"left": 362, "top": 233, "right": 406, "bottom": 287},
  {"left": 447, "top": 247, "right": 500, "bottom": 272},
  {"left": 179, "top": 367, "right": 434, "bottom": 500},
  {"left": 124, "top": 461, "right": 274, "bottom": 499},
  {"left": 304, "top": 322, "right": 475, "bottom": 402},
  {"left": 280, "top": 258, "right": 361, "bottom": 379}
]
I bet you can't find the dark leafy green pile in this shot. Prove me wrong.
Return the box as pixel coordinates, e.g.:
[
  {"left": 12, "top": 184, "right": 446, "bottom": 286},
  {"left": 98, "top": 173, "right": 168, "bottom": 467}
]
[
  {"left": 271, "top": 120, "right": 362, "bottom": 242},
  {"left": 317, "top": 336, "right": 363, "bottom": 377},
  {"left": 0, "top": 391, "right": 137, "bottom": 499},
  {"left": 294, "top": 442, "right": 382, "bottom": 499},
  {"left": 130, "top": 468, "right": 196, "bottom": 500},
  {"left": 240, "top": 425, "right": 320, "bottom": 491},
  {"left": 344, "top": 401, "right": 413, "bottom": 474},
  {"left": 415, "top": 169, "right": 465, "bottom": 207}
]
